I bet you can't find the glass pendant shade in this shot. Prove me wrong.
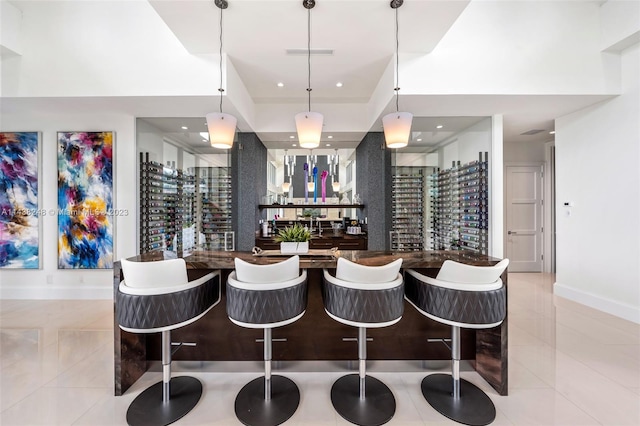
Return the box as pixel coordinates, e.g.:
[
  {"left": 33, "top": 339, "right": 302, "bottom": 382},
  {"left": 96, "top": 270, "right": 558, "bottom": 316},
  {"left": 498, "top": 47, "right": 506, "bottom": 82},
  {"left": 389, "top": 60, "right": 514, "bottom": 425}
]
[
  {"left": 307, "top": 181, "right": 315, "bottom": 192},
  {"left": 332, "top": 181, "right": 340, "bottom": 192},
  {"left": 382, "top": 111, "right": 413, "bottom": 149},
  {"left": 295, "top": 111, "right": 323, "bottom": 149},
  {"left": 206, "top": 112, "right": 237, "bottom": 149},
  {"left": 282, "top": 181, "right": 291, "bottom": 192}
]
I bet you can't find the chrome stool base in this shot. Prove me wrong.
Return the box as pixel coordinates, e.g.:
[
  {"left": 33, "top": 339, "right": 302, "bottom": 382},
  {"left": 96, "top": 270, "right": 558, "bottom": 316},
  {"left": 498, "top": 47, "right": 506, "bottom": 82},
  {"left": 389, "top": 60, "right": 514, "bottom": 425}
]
[
  {"left": 421, "top": 374, "right": 496, "bottom": 426},
  {"left": 234, "top": 375, "right": 300, "bottom": 426},
  {"left": 126, "top": 376, "right": 202, "bottom": 426},
  {"left": 331, "top": 374, "right": 396, "bottom": 426}
]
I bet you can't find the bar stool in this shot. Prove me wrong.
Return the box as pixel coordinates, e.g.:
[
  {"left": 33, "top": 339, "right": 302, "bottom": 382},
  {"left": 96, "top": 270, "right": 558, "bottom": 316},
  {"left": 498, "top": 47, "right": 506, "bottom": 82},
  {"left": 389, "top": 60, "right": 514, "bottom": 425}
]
[
  {"left": 323, "top": 257, "right": 404, "bottom": 426},
  {"left": 116, "top": 258, "right": 221, "bottom": 426},
  {"left": 227, "top": 255, "right": 308, "bottom": 426},
  {"left": 404, "top": 259, "right": 509, "bottom": 426}
]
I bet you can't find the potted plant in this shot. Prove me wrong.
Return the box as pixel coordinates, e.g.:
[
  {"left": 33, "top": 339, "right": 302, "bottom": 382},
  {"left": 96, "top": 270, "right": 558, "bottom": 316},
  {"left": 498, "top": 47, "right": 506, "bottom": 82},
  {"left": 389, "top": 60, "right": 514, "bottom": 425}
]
[{"left": 275, "top": 223, "right": 311, "bottom": 254}]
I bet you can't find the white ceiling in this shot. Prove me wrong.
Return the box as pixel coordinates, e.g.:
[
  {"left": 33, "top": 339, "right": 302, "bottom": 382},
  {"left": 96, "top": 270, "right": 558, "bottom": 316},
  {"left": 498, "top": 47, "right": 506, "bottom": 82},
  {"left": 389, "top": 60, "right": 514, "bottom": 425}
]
[
  {"left": 142, "top": 0, "right": 614, "bottom": 149},
  {"left": 2, "top": 0, "right": 616, "bottom": 151},
  {"left": 148, "top": 0, "right": 470, "bottom": 104}
]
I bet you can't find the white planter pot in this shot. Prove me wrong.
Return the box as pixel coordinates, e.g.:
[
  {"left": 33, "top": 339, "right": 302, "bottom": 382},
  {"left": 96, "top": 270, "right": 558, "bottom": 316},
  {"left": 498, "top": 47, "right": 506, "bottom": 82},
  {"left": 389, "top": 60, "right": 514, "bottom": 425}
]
[{"left": 280, "top": 241, "right": 309, "bottom": 254}]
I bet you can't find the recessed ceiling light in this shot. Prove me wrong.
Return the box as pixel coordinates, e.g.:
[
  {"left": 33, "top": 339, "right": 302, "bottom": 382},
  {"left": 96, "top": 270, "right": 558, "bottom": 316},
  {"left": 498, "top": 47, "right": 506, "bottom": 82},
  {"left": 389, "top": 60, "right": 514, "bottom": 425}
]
[
  {"left": 181, "top": 126, "right": 188, "bottom": 130},
  {"left": 289, "top": 135, "right": 295, "bottom": 139},
  {"left": 327, "top": 135, "right": 333, "bottom": 139},
  {"left": 277, "top": 82, "right": 284, "bottom": 87},
  {"left": 202, "top": 139, "right": 207, "bottom": 142},
  {"left": 416, "top": 138, "right": 422, "bottom": 142},
  {"left": 336, "top": 82, "right": 343, "bottom": 87},
  {"left": 549, "top": 131, "right": 556, "bottom": 134},
  {"left": 326, "top": 144, "right": 331, "bottom": 147},
  {"left": 292, "top": 144, "right": 297, "bottom": 147},
  {"left": 436, "top": 125, "right": 443, "bottom": 129}
]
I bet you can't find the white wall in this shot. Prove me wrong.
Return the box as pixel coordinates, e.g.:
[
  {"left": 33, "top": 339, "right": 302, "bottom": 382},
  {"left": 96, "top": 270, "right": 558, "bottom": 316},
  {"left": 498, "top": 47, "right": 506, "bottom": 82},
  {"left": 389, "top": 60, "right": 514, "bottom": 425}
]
[
  {"left": 555, "top": 44, "right": 640, "bottom": 323},
  {"left": 504, "top": 140, "right": 547, "bottom": 163},
  {"left": 136, "top": 120, "right": 165, "bottom": 164},
  {"left": 0, "top": 111, "right": 137, "bottom": 299},
  {"left": 0, "top": 0, "right": 22, "bottom": 56},
  {"left": 438, "top": 118, "right": 492, "bottom": 168},
  {"left": 402, "top": 0, "right": 619, "bottom": 95},
  {"left": 600, "top": 0, "right": 640, "bottom": 51},
  {"left": 2, "top": 0, "right": 219, "bottom": 97}
]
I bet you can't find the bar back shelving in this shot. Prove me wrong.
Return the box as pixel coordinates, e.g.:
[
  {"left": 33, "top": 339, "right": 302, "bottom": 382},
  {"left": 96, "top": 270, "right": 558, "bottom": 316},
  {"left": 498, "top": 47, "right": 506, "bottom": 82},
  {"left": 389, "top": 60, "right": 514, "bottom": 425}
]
[
  {"left": 430, "top": 152, "right": 489, "bottom": 254},
  {"left": 391, "top": 167, "right": 425, "bottom": 251}
]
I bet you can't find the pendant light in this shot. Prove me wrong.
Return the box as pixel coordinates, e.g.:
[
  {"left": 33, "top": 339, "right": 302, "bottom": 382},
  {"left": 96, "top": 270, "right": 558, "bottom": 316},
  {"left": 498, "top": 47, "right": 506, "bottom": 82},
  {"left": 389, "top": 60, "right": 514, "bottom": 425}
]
[
  {"left": 295, "top": 0, "right": 323, "bottom": 149},
  {"left": 283, "top": 149, "right": 295, "bottom": 192},
  {"left": 330, "top": 149, "right": 339, "bottom": 191},
  {"left": 206, "top": 0, "right": 237, "bottom": 149},
  {"left": 382, "top": 0, "right": 412, "bottom": 149}
]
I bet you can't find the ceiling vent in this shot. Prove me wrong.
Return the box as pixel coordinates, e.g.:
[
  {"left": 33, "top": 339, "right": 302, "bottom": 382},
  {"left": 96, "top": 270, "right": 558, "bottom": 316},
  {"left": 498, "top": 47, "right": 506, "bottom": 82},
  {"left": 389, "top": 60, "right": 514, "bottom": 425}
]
[
  {"left": 520, "top": 129, "right": 545, "bottom": 135},
  {"left": 286, "top": 48, "right": 334, "bottom": 55}
]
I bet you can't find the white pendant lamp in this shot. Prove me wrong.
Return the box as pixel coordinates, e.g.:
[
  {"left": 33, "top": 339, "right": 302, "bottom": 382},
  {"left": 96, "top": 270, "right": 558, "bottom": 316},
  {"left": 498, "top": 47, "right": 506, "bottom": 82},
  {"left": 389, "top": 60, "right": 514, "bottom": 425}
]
[
  {"left": 382, "top": 112, "right": 412, "bottom": 149},
  {"left": 295, "top": 111, "right": 323, "bottom": 149},
  {"left": 207, "top": 112, "right": 237, "bottom": 149},
  {"left": 207, "top": 0, "right": 237, "bottom": 149},
  {"left": 295, "top": 0, "right": 323, "bottom": 149},
  {"left": 382, "top": 0, "right": 412, "bottom": 149},
  {"left": 282, "top": 181, "right": 291, "bottom": 192}
]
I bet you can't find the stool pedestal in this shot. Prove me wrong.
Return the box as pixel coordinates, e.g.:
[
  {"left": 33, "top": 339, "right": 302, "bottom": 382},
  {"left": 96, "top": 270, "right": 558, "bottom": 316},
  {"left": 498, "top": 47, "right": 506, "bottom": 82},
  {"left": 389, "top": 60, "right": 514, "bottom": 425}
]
[
  {"left": 421, "top": 374, "right": 496, "bottom": 426},
  {"left": 421, "top": 326, "right": 496, "bottom": 426},
  {"left": 330, "top": 327, "right": 396, "bottom": 426},
  {"left": 234, "top": 328, "right": 300, "bottom": 426},
  {"left": 126, "top": 331, "right": 203, "bottom": 426}
]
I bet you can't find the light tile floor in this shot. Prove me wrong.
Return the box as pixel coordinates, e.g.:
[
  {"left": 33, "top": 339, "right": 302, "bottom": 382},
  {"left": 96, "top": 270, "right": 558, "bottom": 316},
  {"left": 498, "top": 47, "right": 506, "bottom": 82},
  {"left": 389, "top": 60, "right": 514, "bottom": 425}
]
[{"left": 1, "top": 273, "right": 639, "bottom": 425}]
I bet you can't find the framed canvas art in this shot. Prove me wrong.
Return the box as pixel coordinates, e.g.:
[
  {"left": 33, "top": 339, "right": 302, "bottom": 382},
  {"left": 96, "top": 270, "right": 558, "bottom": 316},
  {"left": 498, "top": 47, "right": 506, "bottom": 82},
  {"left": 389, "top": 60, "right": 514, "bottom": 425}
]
[
  {"left": 58, "top": 131, "right": 113, "bottom": 269},
  {"left": 0, "top": 132, "right": 40, "bottom": 269}
]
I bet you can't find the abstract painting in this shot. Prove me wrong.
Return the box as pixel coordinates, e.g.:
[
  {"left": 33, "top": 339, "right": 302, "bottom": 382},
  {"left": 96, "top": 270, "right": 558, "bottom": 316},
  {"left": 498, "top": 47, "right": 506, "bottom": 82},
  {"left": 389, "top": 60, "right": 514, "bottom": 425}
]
[
  {"left": 58, "top": 131, "right": 113, "bottom": 269},
  {"left": 0, "top": 132, "right": 40, "bottom": 269}
]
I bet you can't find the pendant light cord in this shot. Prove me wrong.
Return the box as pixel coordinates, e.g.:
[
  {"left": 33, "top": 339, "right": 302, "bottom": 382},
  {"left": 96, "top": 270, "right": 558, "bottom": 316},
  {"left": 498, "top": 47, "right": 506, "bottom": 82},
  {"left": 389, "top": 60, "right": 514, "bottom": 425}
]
[
  {"left": 219, "top": 4, "right": 224, "bottom": 113},
  {"left": 307, "top": 7, "right": 312, "bottom": 112},
  {"left": 395, "top": 6, "right": 399, "bottom": 112}
]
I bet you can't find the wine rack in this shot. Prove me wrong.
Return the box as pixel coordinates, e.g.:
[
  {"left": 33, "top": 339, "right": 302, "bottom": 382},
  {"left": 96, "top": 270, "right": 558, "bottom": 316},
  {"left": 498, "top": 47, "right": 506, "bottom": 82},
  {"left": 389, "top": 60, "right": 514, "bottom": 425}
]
[
  {"left": 196, "top": 166, "right": 232, "bottom": 250},
  {"left": 431, "top": 152, "right": 488, "bottom": 254},
  {"left": 391, "top": 168, "right": 425, "bottom": 251},
  {"left": 139, "top": 152, "right": 194, "bottom": 253}
]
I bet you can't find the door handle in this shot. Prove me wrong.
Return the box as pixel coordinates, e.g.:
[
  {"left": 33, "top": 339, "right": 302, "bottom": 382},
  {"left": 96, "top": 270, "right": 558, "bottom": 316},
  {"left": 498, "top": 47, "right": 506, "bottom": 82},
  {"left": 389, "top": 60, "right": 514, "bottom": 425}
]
[{"left": 508, "top": 231, "right": 517, "bottom": 235}]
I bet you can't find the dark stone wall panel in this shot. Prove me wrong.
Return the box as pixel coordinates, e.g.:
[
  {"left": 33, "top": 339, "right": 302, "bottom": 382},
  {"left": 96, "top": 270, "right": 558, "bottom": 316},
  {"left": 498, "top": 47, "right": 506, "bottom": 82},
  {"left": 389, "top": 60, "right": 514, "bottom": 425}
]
[
  {"left": 356, "top": 132, "right": 392, "bottom": 250},
  {"left": 232, "top": 133, "right": 267, "bottom": 251}
]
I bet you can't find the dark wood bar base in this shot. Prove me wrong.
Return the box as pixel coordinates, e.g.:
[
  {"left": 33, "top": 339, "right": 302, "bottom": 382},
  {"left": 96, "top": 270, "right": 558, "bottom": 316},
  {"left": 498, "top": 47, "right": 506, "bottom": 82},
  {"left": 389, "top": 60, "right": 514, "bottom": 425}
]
[{"left": 114, "top": 251, "right": 508, "bottom": 396}]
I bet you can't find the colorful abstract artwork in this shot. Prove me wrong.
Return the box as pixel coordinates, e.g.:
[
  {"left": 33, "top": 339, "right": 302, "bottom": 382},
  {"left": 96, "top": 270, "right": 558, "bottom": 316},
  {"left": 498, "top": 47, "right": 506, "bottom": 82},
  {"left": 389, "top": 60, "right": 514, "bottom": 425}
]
[
  {"left": 0, "top": 132, "right": 40, "bottom": 269},
  {"left": 58, "top": 131, "right": 113, "bottom": 269}
]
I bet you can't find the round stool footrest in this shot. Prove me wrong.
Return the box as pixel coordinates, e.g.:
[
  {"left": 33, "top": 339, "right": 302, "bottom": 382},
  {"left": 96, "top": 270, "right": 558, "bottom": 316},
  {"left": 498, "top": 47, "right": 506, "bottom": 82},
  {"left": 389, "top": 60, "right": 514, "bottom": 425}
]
[
  {"left": 234, "top": 375, "right": 300, "bottom": 426},
  {"left": 126, "top": 376, "right": 202, "bottom": 426},
  {"left": 331, "top": 374, "right": 396, "bottom": 426},
  {"left": 421, "top": 373, "right": 496, "bottom": 426}
]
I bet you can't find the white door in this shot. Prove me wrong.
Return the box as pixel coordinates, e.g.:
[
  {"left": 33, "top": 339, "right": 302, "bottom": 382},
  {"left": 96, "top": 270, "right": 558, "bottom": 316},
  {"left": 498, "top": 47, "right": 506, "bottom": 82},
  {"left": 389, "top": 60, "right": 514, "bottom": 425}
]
[{"left": 506, "top": 165, "right": 543, "bottom": 272}]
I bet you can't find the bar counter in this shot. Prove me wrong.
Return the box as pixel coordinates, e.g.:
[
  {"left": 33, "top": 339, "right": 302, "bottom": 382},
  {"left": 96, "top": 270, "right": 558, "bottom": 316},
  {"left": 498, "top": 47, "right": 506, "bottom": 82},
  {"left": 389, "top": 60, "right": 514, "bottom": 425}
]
[{"left": 114, "top": 250, "right": 508, "bottom": 396}]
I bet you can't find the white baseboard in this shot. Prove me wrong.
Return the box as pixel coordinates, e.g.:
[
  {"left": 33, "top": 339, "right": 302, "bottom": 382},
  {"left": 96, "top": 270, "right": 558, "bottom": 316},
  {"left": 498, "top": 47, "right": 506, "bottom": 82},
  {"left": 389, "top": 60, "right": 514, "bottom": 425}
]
[
  {"left": 0, "top": 286, "right": 113, "bottom": 300},
  {"left": 554, "top": 282, "right": 640, "bottom": 324}
]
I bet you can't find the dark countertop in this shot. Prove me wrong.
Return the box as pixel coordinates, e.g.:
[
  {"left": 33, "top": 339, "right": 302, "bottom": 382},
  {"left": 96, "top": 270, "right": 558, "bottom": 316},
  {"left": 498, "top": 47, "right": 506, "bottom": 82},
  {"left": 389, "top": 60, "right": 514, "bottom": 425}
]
[{"left": 123, "top": 249, "right": 502, "bottom": 270}]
